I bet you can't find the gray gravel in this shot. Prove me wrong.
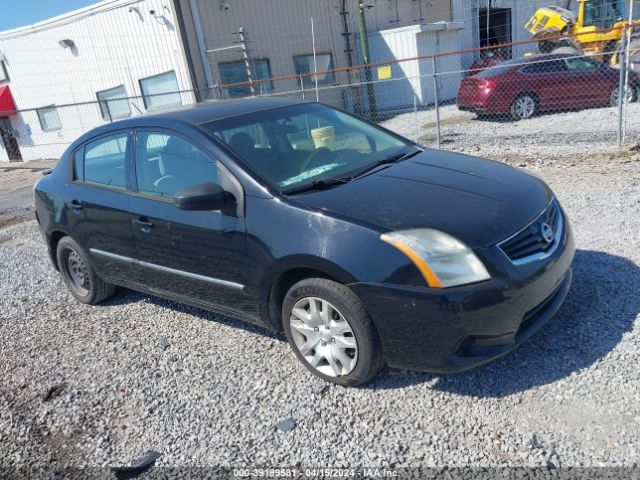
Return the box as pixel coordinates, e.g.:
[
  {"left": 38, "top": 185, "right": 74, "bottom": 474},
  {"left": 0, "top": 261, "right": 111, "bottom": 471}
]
[
  {"left": 381, "top": 103, "right": 640, "bottom": 162},
  {"left": 1, "top": 157, "right": 639, "bottom": 471}
]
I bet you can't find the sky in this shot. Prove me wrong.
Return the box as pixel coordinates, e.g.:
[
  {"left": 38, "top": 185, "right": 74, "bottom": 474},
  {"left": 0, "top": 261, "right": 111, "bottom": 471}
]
[{"left": 0, "top": 0, "right": 99, "bottom": 31}]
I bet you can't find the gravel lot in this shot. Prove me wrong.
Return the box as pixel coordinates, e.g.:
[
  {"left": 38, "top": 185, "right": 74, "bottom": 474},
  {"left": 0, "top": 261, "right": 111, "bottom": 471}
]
[
  {"left": 382, "top": 103, "right": 640, "bottom": 162},
  {"left": 0, "top": 130, "right": 639, "bottom": 473}
]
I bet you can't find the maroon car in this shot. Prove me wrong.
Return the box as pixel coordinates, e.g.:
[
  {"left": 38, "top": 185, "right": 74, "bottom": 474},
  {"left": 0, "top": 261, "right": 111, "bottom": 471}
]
[{"left": 457, "top": 54, "right": 640, "bottom": 120}]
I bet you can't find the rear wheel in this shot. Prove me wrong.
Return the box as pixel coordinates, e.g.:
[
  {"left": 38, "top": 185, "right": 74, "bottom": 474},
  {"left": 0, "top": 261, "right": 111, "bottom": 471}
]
[
  {"left": 56, "top": 237, "right": 116, "bottom": 304},
  {"left": 282, "top": 278, "right": 383, "bottom": 386},
  {"left": 510, "top": 94, "right": 537, "bottom": 120}
]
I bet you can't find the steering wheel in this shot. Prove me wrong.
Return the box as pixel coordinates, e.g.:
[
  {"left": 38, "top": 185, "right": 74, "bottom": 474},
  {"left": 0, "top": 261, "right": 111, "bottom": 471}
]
[{"left": 300, "top": 147, "right": 333, "bottom": 174}]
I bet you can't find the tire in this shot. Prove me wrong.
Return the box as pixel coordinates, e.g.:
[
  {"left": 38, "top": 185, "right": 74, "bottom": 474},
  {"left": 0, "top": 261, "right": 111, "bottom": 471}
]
[
  {"left": 56, "top": 236, "right": 116, "bottom": 305},
  {"left": 510, "top": 94, "right": 537, "bottom": 120},
  {"left": 282, "top": 278, "right": 383, "bottom": 386},
  {"left": 610, "top": 85, "right": 638, "bottom": 107}
]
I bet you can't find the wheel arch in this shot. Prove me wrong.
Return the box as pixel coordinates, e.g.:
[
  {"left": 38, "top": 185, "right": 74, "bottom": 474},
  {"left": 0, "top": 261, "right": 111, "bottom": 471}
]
[
  {"left": 263, "top": 256, "right": 360, "bottom": 330},
  {"left": 48, "top": 229, "right": 70, "bottom": 271}
]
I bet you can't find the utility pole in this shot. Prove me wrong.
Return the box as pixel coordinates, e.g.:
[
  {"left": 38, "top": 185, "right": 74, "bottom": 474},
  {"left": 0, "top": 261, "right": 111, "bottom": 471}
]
[
  {"left": 358, "top": 0, "right": 378, "bottom": 121},
  {"left": 237, "top": 27, "right": 256, "bottom": 96}
]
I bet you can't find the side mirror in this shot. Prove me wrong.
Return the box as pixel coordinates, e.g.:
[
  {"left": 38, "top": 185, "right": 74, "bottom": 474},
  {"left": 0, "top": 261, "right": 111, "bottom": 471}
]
[{"left": 174, "top": 182, "right": 233, "bottom": 211}]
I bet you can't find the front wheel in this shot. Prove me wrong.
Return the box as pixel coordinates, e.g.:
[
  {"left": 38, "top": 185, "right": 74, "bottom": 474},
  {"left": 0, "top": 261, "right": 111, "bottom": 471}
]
[
  {"left": 610, "top": 85, "right": 638, "bottom": 107},
  {"left": 56, "top": 236, "right": 116, "bottom": 305},
  {"left": 282, "top": 278, "right": 383, "bottom": 386},
  {"left": 510, "top": 94, "right": 537, "bottom": 120}
]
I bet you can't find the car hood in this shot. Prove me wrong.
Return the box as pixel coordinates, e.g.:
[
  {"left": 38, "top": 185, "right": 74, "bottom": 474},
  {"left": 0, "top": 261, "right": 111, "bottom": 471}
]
[{"left": 292, "top": 150, "right": 554, "bottom": 249}]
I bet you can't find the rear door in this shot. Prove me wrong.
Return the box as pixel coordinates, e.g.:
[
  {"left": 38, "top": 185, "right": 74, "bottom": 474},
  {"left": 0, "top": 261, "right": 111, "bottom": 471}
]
[
  {"left": 64, "top": 130, "right": 137, "bottom": 283},
  {"left": 128, "top": 129, "right": 255, "bottom": 318}
]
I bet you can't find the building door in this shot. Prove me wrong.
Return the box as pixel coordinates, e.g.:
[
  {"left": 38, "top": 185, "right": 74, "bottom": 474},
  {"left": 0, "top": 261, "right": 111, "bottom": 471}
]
[
  {"left": 0, "top": 118, "right": 22, "bottom": 161},
  {"left": 479, "top": 7, "right": 512, "bottom": 59}
]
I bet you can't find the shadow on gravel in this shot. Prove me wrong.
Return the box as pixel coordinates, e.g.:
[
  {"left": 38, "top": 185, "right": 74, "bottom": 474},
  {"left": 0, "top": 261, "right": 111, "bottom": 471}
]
[
  {"left": 102, "top": 290, "right": 286, "bottom": 342},
  {"left": 367, "top": 249, "right": 640, "bottom": 397}
]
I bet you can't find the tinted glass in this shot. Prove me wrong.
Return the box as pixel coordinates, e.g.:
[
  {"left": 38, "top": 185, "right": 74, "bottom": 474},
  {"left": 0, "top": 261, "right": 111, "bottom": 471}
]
[
  {"left": 522, "top": 59, "right": 568, "bottom": 74},
  {"left": 135, "top": 132, "right": 219, "bottom": 198},
  {"left": 84, "top": 133, "right": 128, "bottom": 189},
  {"left": 475, "top": 59, "right": 520, "bottom": 77},
  {"left": 565, "top": 57, "right": 598, "bottom": 72},
  {"left": 203, "top": 103, "right": 408, "bottom": 190},
  {"left": 73, "top": 148, "right": 84, "bottom": 181}
]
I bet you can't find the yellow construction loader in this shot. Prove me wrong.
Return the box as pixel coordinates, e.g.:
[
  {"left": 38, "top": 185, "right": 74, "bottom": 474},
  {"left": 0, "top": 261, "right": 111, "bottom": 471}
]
[{"left": 525, "top": 0, "right": 640, "bottom": 71}]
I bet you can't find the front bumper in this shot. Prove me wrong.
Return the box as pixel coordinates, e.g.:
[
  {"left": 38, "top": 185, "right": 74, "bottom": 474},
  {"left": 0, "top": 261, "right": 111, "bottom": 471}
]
[{"left": 349, "top": 218, "right": 575, "bottom": 373}]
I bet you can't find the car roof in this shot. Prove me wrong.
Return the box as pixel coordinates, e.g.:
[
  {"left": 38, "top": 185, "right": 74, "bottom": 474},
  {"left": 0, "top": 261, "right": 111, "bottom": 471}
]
[
  {"left": 479, "top": 53, "right": 586, "bottom": 74},
  {"left": 70, "top": 96, "right": 311, "bottom": 149},
  {"left": 147, "top": 96, "right": 311, "bottom": 125}
]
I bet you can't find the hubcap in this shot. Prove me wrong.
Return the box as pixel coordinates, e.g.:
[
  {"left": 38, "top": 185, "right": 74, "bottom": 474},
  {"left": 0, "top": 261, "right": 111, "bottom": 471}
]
[
  {"left": 289, "top": 297, "right": 358, "bottom": 377},
  {"left": 66, "top": 250, "right": 90, "bottom": 295},
  {"left": 515, "top": 96, "right": 535, "bottom": 119}
]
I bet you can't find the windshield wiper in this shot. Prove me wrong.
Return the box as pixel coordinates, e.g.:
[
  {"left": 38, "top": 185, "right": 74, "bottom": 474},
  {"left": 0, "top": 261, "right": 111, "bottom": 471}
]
[
  {"left": 352, "top": 148, "right": 421, "bottom": 180},
  {"left": 282, "top": 177, "right": 351, "bottom": 195}
]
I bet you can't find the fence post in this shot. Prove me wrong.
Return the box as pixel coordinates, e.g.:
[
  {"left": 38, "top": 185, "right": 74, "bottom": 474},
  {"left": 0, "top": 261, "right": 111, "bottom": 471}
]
[
  {"left": 311, "top": 17, "right": 320, "bottom": 102},
  {"left": 299, "top": 75, "right": 305, "bottom": 100},
  {"left": 622, "top": 0, "right": 636, "bottom": 144},
  {"left": 617, "top": 24, "right": 628, "bottom": 147},
  {"left": 432, "top": 56, "right": 441, "bottom": 150}
]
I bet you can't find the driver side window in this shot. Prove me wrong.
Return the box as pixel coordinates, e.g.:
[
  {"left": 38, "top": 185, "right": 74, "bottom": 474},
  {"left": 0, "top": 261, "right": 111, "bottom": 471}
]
[{"left": 134, "top": 132, "right": 220, "bottom": 198}]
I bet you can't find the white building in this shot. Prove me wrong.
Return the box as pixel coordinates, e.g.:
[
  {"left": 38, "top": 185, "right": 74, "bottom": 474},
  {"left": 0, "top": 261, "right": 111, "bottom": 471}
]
[{"left": 0, "top": 0, "right": 195, "bottom": 162}]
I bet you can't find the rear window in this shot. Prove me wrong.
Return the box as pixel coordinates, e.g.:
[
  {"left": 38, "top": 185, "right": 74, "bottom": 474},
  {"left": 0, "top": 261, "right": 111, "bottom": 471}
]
[{"left": 475, "top": 60, "right": 519, "bottom": 78}]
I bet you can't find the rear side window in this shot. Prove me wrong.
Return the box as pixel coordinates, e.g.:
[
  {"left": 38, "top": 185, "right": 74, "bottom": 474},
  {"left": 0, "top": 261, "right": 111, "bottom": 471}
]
[
  {"left": 73, "top": 148, "right": 84, "bottom": 181},
  {"left": 522, "top": 60, "right": 568, "bottom": 74},
  {"left": 83, "top": 133, "right": 128, "bottom": 189}
]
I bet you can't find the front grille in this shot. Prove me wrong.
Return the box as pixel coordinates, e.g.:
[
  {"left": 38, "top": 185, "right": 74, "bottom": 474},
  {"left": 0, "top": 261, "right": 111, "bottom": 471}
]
[{"left": 498, "top": 200, "right": 563, "bottom": 265}]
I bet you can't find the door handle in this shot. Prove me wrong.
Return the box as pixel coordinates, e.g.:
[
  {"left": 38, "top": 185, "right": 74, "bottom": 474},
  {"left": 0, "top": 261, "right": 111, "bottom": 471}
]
[
  {"left": 65, "top": 200, "right": 83, "bottom": 212},
  {"left": 132, "top": 217, "right": 154, "bottom": 233}
]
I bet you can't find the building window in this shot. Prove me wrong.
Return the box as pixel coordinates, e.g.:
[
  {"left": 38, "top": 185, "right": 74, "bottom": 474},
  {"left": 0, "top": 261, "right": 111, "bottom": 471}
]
[
  {"left": 37, "top": 106, "right": 61, "bottom": 132},
  {"left": 96, "top": 85, "right": 130, "bottom": 120},
  {"left": 0, "top": 62, "right": 8, "bottom": 83},
  {"left": 139, "top": 71, "right": 181, "bottom": 111},
  {"left": 219, "top": 59, "right": 273, "bottom": 98},
  {"left": 293, "top": 53, "right": 335, "bottom": 86}
]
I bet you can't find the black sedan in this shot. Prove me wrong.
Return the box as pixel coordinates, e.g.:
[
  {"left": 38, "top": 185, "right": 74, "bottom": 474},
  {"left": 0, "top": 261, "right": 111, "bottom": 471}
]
[{"left": 34, "top": 98, "right": 574, "bottom": 386}]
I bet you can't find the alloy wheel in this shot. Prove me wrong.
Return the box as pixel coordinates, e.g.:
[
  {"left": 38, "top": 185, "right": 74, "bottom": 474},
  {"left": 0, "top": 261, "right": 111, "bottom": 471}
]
[
  {"left": 612, "top": 86, "right": 635, "bottom": 106},
  {"left": 514, "top": 95, "right": 536, "bottom": 119},
  {"left": 289, "top": 296, "right": 358, "bottom": 377}
]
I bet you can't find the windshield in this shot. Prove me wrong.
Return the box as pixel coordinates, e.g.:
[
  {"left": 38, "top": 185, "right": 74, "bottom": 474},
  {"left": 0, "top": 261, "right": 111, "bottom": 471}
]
[{"left": 202, "top": 103, "right": 409, "bottom": 191}]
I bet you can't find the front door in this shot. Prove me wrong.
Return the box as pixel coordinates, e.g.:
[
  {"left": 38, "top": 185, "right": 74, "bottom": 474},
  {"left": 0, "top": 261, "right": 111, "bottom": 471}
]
[
  {"left": 0, "top": 118, "right": 22, "bottom": 161},
  {"left": 128, "top": 129, "right": 255, "bottom": 319}
]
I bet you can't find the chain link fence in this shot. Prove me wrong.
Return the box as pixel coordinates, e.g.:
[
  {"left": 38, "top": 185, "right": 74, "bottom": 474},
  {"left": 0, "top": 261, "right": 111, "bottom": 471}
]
[{"left": 1, "top": 39, "right": 639, "bottom": 163}]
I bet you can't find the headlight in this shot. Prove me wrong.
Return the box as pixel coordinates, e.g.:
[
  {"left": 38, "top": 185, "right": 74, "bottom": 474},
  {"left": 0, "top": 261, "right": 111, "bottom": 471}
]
[{"left": 380, "top": 229, "right": 491, "bottom": 288}]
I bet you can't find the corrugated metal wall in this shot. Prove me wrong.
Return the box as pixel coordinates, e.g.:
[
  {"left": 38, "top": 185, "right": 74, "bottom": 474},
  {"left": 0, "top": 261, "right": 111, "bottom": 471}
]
[{"left": 179, "top": 0, "right": 453, "bottom": 93}]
